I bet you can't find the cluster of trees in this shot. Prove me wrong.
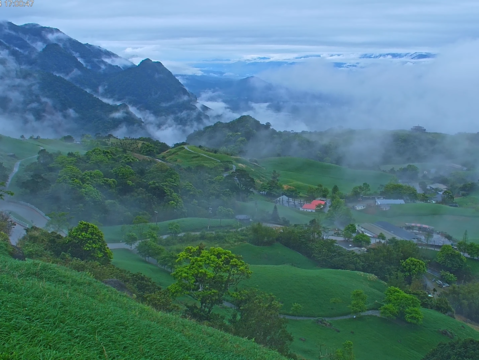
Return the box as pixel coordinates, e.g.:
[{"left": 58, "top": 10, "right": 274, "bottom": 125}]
[
  {"left": 380, "top": 183, "right": 418, "bottom": 201},
  {"left": 422, "top": 339, "right": 479, "bottom": 360},
  {"left": 380, "top": 287, "right": 424, "bottom": 324},
  {"left": 444, "top": 282, "right": 479, "bottom": 322},
  {"left": 457, "top": 238, "right": 479, "bottom": 259},
  {"left": 325, "top": 194, "right": 354, "bottom": 228},
  {"left": 15, "top": 144, "right": 255, "bottom": 226},
  {"left": 168, "top": 245, "right": 294, "bottom": 357}
]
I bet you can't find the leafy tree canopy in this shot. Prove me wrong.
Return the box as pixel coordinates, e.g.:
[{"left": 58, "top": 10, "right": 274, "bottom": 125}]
[{"left": 169, "top": 245, "right": 251, "bottom": 320}]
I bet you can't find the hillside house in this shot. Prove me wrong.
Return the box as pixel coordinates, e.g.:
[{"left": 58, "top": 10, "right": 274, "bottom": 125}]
[
  {"left": 235, "top": 215, "right": 251, "bottom": 224},
  {"left": 301, "top": 200, "right": 325, "bottom": 212},
  {"left": 428, "top": 183, "right": 448, "bottom": 192}
]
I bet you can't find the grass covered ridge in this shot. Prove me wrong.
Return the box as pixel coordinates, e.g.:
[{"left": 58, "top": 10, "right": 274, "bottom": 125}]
[
  {"left": 259, "top": 157, "right": 394, "bottom": 194},
  {"left": 0, "top": 254, "right": 286, "bottom": 360}
]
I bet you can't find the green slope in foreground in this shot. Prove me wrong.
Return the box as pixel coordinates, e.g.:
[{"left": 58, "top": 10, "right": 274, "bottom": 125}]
[
  {"left": 0, "top": 253, "right": 286, "bottom": 360},
  {"left": 288, "top": 309, "right": 479, "bottom": 360}
]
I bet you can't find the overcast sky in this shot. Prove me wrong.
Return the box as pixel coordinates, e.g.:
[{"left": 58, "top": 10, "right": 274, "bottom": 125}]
[{"left": 2, "top": 0, "right": 479, "bottom": 64}]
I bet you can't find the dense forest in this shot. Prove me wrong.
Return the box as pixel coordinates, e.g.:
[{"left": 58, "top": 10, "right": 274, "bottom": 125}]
[
  {"left": 187, "top": 116, "right": 479, "bottom": 169},
  {"left": 14, "top": 137, "right": 256, "bottom": 226}
]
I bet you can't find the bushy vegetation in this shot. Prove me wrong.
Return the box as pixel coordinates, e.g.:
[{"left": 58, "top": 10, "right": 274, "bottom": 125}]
[{"left": 422, "top": 338, "right": 479, "bottom": 360}]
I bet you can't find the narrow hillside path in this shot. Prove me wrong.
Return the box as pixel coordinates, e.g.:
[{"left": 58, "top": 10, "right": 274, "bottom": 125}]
[
  {"left": 184, "top": 145, "right": 220, "bottom": 162},
  {"left": 280, "top": 310, "right": 381, "bottom": 321},
  {"left": 2, "top": 152, "right": 49, "bottom": 244},
  {"left": 5, "top": 155, "right": 37, "bottom": 188}
]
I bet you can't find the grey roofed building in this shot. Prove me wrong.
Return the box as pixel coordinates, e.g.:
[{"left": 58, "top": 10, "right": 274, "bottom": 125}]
[
  {"left": 374, "top": 221, "right": 417, "bottom": 241},
  {"left": 375, "top": 199, "right": 405, "bottom": 205},
  {"left": 428, "top": 183, "right": 448, "bottom": 192},
  {"left": 235, "top": 215, "right": 252, "bottom": 224}
]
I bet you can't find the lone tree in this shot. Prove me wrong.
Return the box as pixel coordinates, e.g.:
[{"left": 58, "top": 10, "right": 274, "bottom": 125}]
[
  {"left": 64, "top": 221, "right": 112, "bottom": 264},
  {"left": 0, "top": 182, "right": 13, "bottom": 200},
  {"left": 401, "top": 257, "right": 426, "bottom": 284},
  {"left": 353, "top": 233, "right": 371, "bottom": 247},
  {"left": 230, "top": 289, "right": 293, "bottom": 356},
  {"left": 349, "top": 289, "right": 367, "bottom": 316},
  {"left": 380, "top": 286, "right": 423, "bottom": 324},
  {"left": 436, "top": 245, "right": 466, "bottom": 272},
  {"left": 124, "top": 232, "right": 138, "bottom": 248},
  {"left": 169, "top": 245, "right": 251, "bottom": 320},
  {"left": 46, "top": 212, "right": 72, "bottom": 233}
]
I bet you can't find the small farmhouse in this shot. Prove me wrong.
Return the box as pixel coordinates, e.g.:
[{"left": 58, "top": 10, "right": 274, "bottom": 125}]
[
  {"left": 428, "top": 183, "right": 448, "bottom": 192},
  {"left": 301, "top": 200, "right": 325, "bottom": 212},
  {"left": 235, "top": 215, "right": 251, "bottom": 224}
]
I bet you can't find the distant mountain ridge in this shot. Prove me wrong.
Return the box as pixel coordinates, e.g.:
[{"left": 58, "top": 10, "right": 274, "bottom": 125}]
[{"left": 0, "top": 21, "right": 208, "bottom": 138}]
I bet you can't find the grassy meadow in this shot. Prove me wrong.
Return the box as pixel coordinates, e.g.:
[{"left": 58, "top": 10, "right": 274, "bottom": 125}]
[
  {"left": 287, "top": 309, "right": 479, "bottom": 360},
  {"left": 242, "top": 266, "right": 387, "bottom": 317},
  {"left": 225, "top": 243, "right": 317, "bottom": 269}
]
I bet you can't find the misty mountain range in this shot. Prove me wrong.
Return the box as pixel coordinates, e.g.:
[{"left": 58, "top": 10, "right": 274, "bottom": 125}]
[
  {"left": 0, "top": 22, "right": 208, "bottom": 138},
  {"left": 185, "top": 52, "right": 436, "bottom": 78}
]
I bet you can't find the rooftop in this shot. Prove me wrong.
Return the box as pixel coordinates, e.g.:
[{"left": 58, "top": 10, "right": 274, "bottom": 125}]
[
  {"left": 302, "top": 200, "right": 326, "bottom": 210},
  {"left": 374, "top": 221, "right": 417, "bottom": 241},
  {"left": 376, "top": 199, "right": 405, "bottom": 205}
]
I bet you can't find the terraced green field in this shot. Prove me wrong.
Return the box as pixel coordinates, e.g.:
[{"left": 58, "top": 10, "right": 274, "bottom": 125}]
[
  {"left": 288, "top": 309, "right": 479, "bottom": 360},
  {"left": 353, "top": 203, "right": 479, "bottom": 242},
  {"left": 242, "top": 266, "right": 386, "bottom": 317},
  {"left": 259, "top": 157, "right": 394, "bottom": 194}
]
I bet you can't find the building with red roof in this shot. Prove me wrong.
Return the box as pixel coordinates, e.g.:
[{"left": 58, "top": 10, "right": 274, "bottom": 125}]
[{"left": 301, "top": 200, "right": 325, "bottom": 212}]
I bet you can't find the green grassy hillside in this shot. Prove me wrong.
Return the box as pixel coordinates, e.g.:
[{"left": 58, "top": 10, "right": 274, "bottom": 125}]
[
  {"left": 288, "top": 309, "right": 479, "bottom": 360},
  {"left": 353, "top": 203, "right": 479, "bottom": 242},
  {"left": 242, "top": 266, "right": 387, "bottom": 317},
  {"left": 259, "top": 157, "right": 394, "bottom": 194},
  {"left": 225, "top": 243, "right": 318, "bottom": 269},
  {"left": 0, "top": 253, "right": 286, "bottom": 360}
]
